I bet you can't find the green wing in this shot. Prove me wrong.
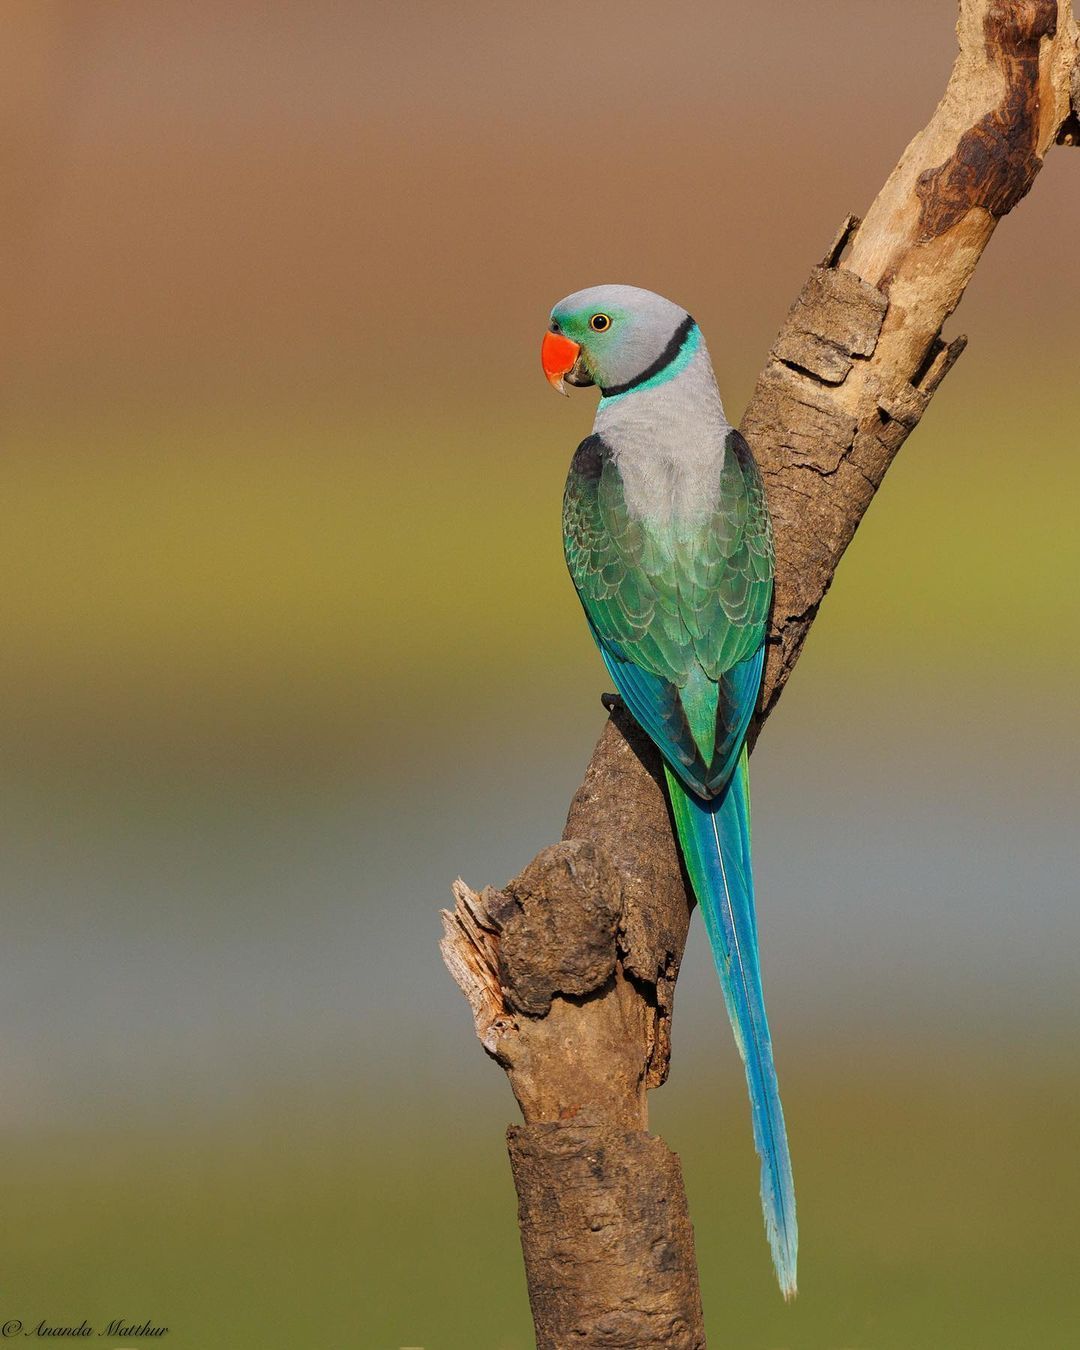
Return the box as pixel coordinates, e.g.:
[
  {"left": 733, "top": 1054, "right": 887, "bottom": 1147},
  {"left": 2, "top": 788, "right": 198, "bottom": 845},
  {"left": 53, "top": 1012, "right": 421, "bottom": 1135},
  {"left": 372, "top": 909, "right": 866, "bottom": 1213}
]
[
  {"left": 563, "top": 430, "right": 773, "bottom": 795},
  {"left": 681, "top": 429, "right": 774, "bottom": 677}
]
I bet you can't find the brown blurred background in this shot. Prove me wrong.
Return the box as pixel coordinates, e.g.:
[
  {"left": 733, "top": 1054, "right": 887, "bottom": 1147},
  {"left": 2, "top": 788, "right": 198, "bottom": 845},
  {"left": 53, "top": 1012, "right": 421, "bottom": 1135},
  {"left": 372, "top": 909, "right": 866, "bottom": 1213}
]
[{"left": 2, "top": 3, "right": 1079, "bottom": 1347}]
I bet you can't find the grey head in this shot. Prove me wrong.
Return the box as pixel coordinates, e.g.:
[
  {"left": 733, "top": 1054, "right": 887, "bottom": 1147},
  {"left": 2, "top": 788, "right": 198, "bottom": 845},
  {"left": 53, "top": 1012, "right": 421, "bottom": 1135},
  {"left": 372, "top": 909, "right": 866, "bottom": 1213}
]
[
  {"left": 546, "top": 284, "right": 695, "bottom": 396},
  {"left": 544, "top": 283, "right": 730, "bottom": 525}
]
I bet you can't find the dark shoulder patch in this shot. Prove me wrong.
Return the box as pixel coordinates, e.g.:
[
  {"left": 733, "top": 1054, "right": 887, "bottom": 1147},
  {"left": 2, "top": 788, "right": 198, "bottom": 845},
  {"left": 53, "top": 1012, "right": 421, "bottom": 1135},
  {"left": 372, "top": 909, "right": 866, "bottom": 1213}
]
[
  {"left": 569, "top": 433, "right": 610, "bottom": 482},
  {"left": 726, "top": 427, "right": 756, "bottom": 471}
]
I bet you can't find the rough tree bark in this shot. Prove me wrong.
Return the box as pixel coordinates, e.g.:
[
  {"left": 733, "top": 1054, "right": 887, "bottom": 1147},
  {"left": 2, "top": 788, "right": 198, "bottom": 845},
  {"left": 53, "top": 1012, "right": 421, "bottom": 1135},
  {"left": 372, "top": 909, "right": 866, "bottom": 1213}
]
[{"left": 441, "top": 5, "right": 1080, "bottom": 1346}]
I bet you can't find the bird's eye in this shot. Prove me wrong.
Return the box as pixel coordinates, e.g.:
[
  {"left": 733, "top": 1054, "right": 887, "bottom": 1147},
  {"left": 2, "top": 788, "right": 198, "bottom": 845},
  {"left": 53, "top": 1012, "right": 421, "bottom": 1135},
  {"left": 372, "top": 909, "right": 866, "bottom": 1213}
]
[{"left": 589, "top": 313, "right": 612, "bottom": 332}]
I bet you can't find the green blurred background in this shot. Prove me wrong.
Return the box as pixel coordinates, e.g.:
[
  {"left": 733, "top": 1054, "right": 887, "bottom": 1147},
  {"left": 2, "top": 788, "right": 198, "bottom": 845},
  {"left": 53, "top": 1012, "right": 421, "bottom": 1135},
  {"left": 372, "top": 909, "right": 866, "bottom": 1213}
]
[{"left": 3, "top": 3, "right": 1079, "bottom": 1346}]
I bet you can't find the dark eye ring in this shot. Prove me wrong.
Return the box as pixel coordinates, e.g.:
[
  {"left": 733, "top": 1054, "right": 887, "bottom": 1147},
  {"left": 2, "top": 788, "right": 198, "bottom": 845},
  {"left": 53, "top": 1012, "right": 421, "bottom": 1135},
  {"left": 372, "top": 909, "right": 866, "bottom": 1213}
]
[{"left": 589, "top": 313, "right": 611, "bottom": 332}]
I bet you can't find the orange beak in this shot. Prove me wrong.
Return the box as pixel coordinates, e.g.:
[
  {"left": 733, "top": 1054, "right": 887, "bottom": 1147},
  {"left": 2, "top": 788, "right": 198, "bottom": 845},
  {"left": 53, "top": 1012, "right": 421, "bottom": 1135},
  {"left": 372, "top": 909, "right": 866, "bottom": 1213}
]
[{"left": 541, "top": 330, "right": 582, "bottom": 396}]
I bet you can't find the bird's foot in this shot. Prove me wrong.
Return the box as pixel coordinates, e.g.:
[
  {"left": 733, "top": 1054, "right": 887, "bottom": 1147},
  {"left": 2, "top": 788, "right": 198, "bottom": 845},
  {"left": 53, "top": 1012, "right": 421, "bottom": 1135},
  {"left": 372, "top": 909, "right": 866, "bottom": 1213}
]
[{"left": 600, "top": 692, "right": 624, "bottom": 714}]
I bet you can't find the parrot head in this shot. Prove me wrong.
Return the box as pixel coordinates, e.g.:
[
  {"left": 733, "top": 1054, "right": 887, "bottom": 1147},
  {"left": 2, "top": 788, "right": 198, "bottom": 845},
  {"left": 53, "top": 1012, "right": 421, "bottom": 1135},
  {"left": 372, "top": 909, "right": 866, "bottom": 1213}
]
[{"left": 541, "top": 284, "right": 694, "bottom": 397}]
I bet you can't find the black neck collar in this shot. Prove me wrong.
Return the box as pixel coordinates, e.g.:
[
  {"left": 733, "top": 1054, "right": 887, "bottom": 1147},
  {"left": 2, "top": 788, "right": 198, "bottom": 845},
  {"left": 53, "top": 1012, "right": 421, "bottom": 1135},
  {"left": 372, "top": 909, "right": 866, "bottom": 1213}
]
[{"left": 599, "top": 315, "right": 697, "bottom": 399}]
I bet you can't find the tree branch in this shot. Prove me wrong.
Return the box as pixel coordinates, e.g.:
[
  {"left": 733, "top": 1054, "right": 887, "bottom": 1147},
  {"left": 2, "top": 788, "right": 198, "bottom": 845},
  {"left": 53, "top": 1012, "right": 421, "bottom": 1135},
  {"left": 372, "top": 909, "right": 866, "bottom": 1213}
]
[{"left": 441, "top": 6, "right": 1079, "bottom": 1347}]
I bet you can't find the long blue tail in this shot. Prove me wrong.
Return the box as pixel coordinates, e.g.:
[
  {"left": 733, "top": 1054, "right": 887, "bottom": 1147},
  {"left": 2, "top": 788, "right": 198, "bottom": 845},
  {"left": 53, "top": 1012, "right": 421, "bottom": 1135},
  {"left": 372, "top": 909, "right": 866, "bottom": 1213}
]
[{"left": 665, "top": 749, "right": 798, "bottom": 1298}]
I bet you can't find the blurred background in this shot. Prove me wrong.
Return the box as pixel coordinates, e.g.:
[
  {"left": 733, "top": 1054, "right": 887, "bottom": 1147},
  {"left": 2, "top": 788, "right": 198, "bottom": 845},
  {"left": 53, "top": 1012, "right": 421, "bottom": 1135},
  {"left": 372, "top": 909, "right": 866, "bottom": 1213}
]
[{"left": 2, "top": 2, "right": 1079, "bottom": 1346}]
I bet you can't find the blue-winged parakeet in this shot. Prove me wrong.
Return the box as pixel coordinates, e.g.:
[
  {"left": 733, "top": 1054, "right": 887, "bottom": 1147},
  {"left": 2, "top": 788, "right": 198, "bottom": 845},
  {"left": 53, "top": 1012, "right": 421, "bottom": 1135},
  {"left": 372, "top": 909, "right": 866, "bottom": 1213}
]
[{"left": 542, "top": 285, "right": 796, "bottom": 1298}]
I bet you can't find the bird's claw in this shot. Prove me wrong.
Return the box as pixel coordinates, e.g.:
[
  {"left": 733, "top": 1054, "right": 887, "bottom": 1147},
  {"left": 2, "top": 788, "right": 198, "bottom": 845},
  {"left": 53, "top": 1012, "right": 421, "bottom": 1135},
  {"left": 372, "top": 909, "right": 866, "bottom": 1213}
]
[{"left": 600, "top": 692, "right": 624, "bottom": 713}]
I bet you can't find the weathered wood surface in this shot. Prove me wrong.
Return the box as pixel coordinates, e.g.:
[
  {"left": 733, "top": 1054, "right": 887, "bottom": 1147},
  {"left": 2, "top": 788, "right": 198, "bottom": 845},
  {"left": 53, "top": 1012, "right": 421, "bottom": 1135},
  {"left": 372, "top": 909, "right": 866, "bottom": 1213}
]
[{"left": 441, "top": 6, "right": 1080, "bottom": 1347}]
